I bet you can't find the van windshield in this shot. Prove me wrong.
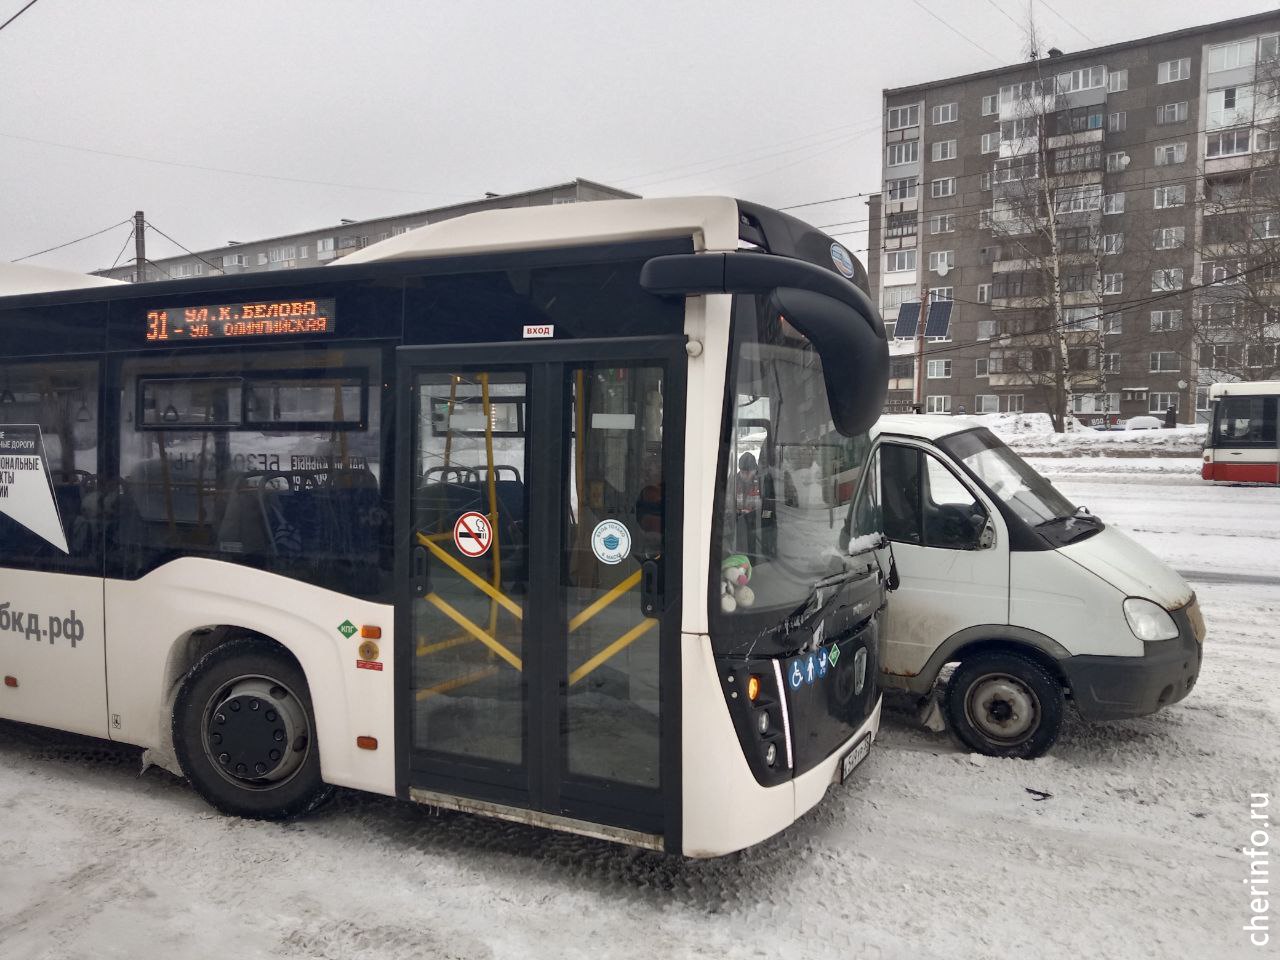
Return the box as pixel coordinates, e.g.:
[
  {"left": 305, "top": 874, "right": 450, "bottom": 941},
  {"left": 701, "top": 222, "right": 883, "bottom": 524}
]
[{"left": 940, "top": 428, "right": 1085, "bottom": 532}]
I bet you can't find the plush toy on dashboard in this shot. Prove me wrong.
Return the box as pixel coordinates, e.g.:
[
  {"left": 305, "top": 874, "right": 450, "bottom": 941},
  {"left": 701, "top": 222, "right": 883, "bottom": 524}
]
[{"left": 720, "top": 554, "right": 755, "bottom": 613}]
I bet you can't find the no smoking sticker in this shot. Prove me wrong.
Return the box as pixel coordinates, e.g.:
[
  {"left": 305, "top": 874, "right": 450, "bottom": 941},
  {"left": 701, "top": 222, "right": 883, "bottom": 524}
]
[{"left": 453, "top": 511, "right": 492, "bottom": 557}]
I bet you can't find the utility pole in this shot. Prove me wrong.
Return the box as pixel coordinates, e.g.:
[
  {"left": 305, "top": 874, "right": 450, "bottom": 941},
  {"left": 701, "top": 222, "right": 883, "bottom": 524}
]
[
  {"left": 913, "top": 281, "right": 930, "bottom": 413},
  {"left": 134, "top": 210, "right": 145, "bottom": 283}
]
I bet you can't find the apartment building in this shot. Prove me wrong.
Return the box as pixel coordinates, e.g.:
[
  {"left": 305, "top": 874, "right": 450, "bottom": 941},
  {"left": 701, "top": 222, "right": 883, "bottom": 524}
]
[
  {"left": 868, "top": 10, "right": 1280, "bottom": 424},
  {"left": 95, "top": 178, "right": 638, "bottom": 282}
]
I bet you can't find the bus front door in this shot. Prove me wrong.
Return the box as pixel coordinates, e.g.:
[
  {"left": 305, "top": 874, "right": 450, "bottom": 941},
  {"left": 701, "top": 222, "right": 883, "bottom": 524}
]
[{"left": 396, "top": 339, "right": 684, "bottom": 841}]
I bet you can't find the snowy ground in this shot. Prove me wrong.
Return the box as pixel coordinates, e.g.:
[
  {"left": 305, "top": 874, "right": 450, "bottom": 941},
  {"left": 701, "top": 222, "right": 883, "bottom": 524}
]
[{"left": 2, "top": 461, "right": 1278, "bottom": 959}]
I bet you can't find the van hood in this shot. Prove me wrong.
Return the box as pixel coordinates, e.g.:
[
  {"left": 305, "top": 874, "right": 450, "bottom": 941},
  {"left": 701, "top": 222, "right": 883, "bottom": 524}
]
[{"left": 1057, "top": 524, "right": 1193, "bottom": 610}]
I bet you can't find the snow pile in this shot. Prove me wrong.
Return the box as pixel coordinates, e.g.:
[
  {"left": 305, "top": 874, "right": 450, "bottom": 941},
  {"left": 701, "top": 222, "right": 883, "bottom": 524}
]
[{"left": 954, "top": 412, "right": 1208, "bottom": 457}]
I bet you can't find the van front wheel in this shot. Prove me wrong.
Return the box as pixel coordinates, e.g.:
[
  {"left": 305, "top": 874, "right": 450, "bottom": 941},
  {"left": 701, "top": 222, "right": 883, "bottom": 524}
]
[{"left": 943, "top": 653, "right": 1063, "bottom": 759}]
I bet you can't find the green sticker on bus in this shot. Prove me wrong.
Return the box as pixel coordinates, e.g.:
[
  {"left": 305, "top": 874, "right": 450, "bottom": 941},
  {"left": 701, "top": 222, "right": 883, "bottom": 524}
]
[{"left": 338, "top": 620, "right": 357, "bottom": 639}]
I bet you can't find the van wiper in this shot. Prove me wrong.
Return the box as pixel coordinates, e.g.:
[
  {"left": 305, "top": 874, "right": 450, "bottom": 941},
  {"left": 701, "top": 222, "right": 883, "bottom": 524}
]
[{"left": 1035, "top": 509, "right": 1103, "bottom": 543}]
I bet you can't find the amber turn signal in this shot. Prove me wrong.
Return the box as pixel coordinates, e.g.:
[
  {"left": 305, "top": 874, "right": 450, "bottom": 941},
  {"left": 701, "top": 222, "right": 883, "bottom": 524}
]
[
  {"left": 356, "top": 736, "right": 378, "bottom": 750},
  {"left": 747, "top": 675, "right": 761, "bottom": 701},
  {"left": 360, "top": 625, "right": 382, "bottom": 639}
]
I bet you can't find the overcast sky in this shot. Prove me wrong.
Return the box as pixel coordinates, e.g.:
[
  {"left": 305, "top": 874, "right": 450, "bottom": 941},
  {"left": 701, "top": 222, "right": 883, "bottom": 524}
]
[{"left": 1, "top": 0, "right": 1276, "bottom": 275}]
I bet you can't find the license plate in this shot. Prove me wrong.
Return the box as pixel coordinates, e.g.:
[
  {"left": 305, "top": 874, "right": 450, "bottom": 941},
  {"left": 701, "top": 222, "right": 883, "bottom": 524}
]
[{"left": 839, "top": 735, "right": 872, "bottom": 784}]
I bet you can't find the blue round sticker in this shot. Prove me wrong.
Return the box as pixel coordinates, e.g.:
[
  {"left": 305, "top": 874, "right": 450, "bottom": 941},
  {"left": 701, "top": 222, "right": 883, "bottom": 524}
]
[
  {"left": 591, "top": 519, "right": 631, "bottom": 565},
  {"left": 830, "top": 242, "right": 856, "bottom": 279}
]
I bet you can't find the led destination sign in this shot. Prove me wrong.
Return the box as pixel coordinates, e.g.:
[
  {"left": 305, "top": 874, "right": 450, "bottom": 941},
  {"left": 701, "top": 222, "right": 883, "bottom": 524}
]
[{"left": 144, "top": 297, "right": 337, "bottom": 342}]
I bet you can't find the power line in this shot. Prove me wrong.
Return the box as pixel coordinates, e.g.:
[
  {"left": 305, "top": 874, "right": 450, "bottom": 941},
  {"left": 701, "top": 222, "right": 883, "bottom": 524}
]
[
  {"left": 108, "top": 226, "right": 135, "bottom": 273},
  {"left": 143, "top": 258, "right": 174, "bottom": 280},
  {"left": 12, "top": 219, "right": 131, "bottom": 262},
  {"left": 0, "top": 131, "right": 468, "bottom": 200},
  {"left": 1037, "top": 0, "right": 1097, "bottom": 46},
  {"left": 778, "top": 191, "right": 879, "bottom": 211},
  {"left": 908, "top": 0, "right": 1004, "bottom": 64},
  {"left": 144, "top": 219, "right": 226, "bottom": 275},
  {"left": 0, "top": 0, "right": 40, "bottom": 35},
  {"left": 900, "top": 259, "right": 1280, "bottom": 362},
  {"left": 984, "top": 0, "right": 1025, "bottom": 32}
]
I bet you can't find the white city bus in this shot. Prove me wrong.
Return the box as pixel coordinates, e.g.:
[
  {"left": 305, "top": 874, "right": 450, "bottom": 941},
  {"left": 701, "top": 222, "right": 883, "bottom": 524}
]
[
  {"left": 0, "top": 197, "right": 889, "bottom": 856},
  {"left": 1201, "top": 380, "right": 1279, "bottom": 484}
]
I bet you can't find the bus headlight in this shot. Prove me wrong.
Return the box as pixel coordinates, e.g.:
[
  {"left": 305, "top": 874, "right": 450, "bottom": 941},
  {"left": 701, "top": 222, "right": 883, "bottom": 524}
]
[
  {"left": 756, "top": 710, "right": 770, "bottom": 735},
  {"left": 765, "top": 742, "right": 777, "bottom": 767},
  {"left": 1123, "top": 598, "right": 1179, "bottom": 642}
]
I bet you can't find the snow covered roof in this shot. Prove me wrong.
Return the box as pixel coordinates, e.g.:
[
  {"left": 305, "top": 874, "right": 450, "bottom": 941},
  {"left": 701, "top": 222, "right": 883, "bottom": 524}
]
[
  {"left": 1209, "top": 380, "right": 1280, "bottom": 398},
  {"left": 0, "top": 262, "right": 124, "bottom": 296},
  {"left": 335, "top": 196, "right": 741, "bottom": 264}
]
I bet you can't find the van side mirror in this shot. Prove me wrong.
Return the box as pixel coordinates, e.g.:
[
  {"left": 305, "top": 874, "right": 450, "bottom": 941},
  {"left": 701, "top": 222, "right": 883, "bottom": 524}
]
[{"left": 978, "top": 516, "right": 997, "bottom": 550}]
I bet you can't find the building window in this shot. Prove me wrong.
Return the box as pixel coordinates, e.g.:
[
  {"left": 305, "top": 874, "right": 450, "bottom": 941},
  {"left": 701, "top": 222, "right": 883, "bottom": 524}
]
[
  {"left": 882, "top": 284, "right": 915, "bottom": 316},
  {"left": 928, "top": 250, "right": 955, "bottom": 273},
  {"left": 1153, "top": 226, "right": 1185, "bottom": 250},
  {"left": 221, "top": 253, "right": 248, "bottom": 268},
  {"left": 1208, "top": 38, "right": 1257, "bottom": 73},
  {"left": 926, "top": 395, "right": 952, "bottom": 414},
  {"left": 931, "top": 177, "right": 956, "bottom": 198},
  {"left": 930, "top": 287, "right": 954, "bottom": 301},
  {"left": 1102, "top": 273, "right": 1123, "bottom": 295},
  {"left": 973, "top": 393, "right": 997, "bottom": 413},
  {"left": 1102, "top": 233, "right": 1124, "bottom": 255},
  {"left": 1150, "top": 310, "right": 1183, "bottom": 331},
  {"left": 1104, "top": 312, "right": 1122, "bottom": 334},
  {"left": 979, "top": 171, "right": 992, "bottom": 191},
  {"left": 1149, "top": 392, "right": 1179, "bottom": 414},
  {"left": 978, "top": 208, "right": 994, "bottom": 229},
  {"left": 257, "top": 253, "right": 268, "bottom": 265},
  {"left": 888, "top": 141, "right": 919, "bottom": 166},
  {"left": 1206, "top": 129, "right": 1251, "bottom": 158},
  {"left": 1150, "top": 352, "right": 1180, "bottom": 373},
  {"left": 1154, "top": 142, "right": 1187, "bottom": 166},
  {"left": 317, "top": 237, "right": 335, "bottom": 253},
  {"left": 1103, "top": 192, "right": 1125, "bottom": 215},
  {"left": 1054, "top": 184, "right": 1103, "bottom": 214},
  {"left": 975, "top": 357, "right": 990, "bottom": 378},
  {"left": 977, "top": 283, "right": 991, "bottom": 304},
  {"left": 1107, "top": 69, "right": 1128, "bottom": 92},
  {"left": 886, "top": 177, "right": 918, "bottom": 200},
  {"left": 1153, "top": 185, "right": 1186, "bottom": 208},
  {"left": 1195, "top": 386, "right": 1211, "bottom": 411},
  {"left": 929, "top": 214, "right": 955, "bottom": 234},
  {"left": 1055, "top": 65, "right": 1106, "bottom": 95},
  {"left": 1155, "top": 101, "right": 1188, "bottom": 125},
  {"left": 1102, "top": 352, "right": 1121, "bottom": 374},
  {"left": 1004, "top": 394, "right": 1024, "bottom": 413},
  {"left": 999, "top": 80, "right": 1043, "bottom": 105},
  {"left": 931, "top": 103, "right": 958, "bottom": 124},
  {"left": 885, "top": 211, "right": 918, "bottom": 238},
  {"left": 1108, "top": 111, "right": 1127, "bottom": 132},
  {"left": 981, "top": 94, "right": 998, "bottom": 115},
  {"left": 889, "top": 358, "right": 914, "bottom": 380},
  {"left": 1263, "top": 34, "right": 1280, "bottom": 62},
  {"left": 1152, "top": 267, "right": 1184, "bottom": 291},
  {"left": 1105, "top": 151, "right": 1128, "bottom": 172},
  {"left": 1158, "top": 58, "right": 1191, "bottom": 83},
  {"left": 931, "top": 139, "right": 957, "bottom": 161},
  {"left": 1055, "top": 143, "right": 1102, "bottom": 173},
  {"left": 1202, "top": 302, "right": 1237, "bottom": 325},
  {"left": 977, "top": 319, "right": 997, "bottom": 340},
  {"left": 980, "top": 132, "right": 999, "bottom": 154},
  {"left": 888, "top": 105, "right": 920, "bottom": 130},
  {"left": 927, "top": 359, "right": 952, "bottom": 379},
  {"left": 886, "top": 250, "right": 917, "bottom": 272}
]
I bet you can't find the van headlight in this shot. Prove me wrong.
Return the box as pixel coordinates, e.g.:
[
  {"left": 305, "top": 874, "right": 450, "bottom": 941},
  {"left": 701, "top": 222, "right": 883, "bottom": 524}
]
[{"left": 1123, "top": 598, "right": 1179, "bottom": 642}]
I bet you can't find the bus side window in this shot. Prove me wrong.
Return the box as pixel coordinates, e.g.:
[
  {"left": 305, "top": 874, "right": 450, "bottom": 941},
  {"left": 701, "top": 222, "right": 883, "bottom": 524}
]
[{"left": 0, "top": 359, "right": 102, "bottom": 574}]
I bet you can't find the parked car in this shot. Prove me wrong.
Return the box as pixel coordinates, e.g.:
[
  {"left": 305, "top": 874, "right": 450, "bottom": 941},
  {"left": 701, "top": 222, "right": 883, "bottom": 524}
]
[
  {"left": 1123, "top": 415, "right": 1164, "bottom": 431},
  {"left": 855, "top": 415, "right": 1205, "bottom": 758}
]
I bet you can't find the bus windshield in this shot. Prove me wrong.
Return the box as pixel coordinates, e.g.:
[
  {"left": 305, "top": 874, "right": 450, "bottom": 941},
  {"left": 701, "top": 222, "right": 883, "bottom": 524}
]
[{"left": 715, "top": 295, "right": 875, "bottom": 622}]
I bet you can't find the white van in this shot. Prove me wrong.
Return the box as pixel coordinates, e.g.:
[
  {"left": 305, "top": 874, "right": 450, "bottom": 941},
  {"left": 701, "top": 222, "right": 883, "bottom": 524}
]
[{"left": 854, "top": 416, "right": 1206, "bottom": 758}]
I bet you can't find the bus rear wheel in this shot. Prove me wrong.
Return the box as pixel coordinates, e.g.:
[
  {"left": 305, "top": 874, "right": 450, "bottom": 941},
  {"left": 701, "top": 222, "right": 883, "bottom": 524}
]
[
  {"left": 173, "top": 638, "right": 331, "bottom": 819},
  {"left": 943, "top": 652, "right": 1063, "bottom": 759}
]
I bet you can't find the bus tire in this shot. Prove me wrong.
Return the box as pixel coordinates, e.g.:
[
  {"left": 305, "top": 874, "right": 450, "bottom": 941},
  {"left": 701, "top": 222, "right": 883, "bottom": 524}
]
[
  {"left": 173, "top": 637, "right": 332, "bottom": 819},
  {"left": 943, "top": 652, "right": 1063, "bottom": 759}
]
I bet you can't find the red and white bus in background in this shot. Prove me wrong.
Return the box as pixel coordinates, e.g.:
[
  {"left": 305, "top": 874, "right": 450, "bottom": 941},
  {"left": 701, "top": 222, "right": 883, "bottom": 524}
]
[{"left": 1202, "top": 381, "right": 1280, "bottom": 484}]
